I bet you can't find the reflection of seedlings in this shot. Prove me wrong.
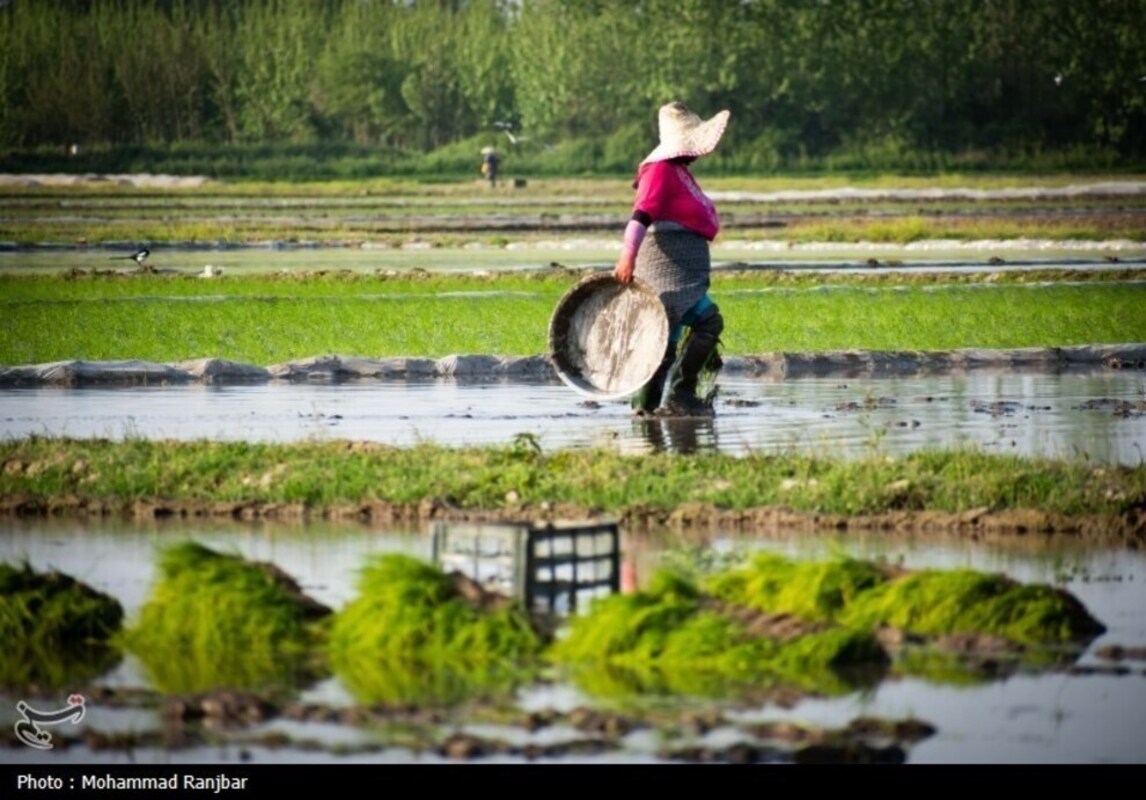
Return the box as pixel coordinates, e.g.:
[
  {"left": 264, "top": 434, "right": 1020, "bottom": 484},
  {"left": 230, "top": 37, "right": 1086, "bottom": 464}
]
[
  {"left": 124, "top": 542, "right": 331, "bottom": 693},
  {"left": 0, "top": 562, "right": 124, "bottom": 690},
  {"left": 726, "top": 398, "right": 762, "bottom": 408}
]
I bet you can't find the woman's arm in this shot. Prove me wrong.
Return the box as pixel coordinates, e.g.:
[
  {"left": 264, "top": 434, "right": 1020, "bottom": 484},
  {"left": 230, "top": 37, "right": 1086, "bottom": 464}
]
[{"left": 614, "top": 212, "right": 651, "bottom": 283}]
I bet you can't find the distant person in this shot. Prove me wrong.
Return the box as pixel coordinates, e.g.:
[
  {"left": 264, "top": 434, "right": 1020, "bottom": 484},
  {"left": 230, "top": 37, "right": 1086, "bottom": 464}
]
[
  {"left": 481, "top": 147, "right": 500, "bottom": 188},
  {"left": 613, "top": 101, "right": 730, "bottom": 417}
]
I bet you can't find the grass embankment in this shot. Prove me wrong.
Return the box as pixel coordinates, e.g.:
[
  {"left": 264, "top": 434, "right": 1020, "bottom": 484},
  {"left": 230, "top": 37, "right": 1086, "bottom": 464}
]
[
  {"left": 2, "top": 270, "right": 1143, "bottom": 365},
  {"left": 2, "top": 438, "right": 1143, "bottom": 521}
]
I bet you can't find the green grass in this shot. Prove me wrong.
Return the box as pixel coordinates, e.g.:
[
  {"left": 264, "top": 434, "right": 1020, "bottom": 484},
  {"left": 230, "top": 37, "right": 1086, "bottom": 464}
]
[
  {"left": 2, "top": 272, "right": 1143, "bottom": 365},
  {"left": 2, "top": 438, "right": 1143, "bottom": 517}
]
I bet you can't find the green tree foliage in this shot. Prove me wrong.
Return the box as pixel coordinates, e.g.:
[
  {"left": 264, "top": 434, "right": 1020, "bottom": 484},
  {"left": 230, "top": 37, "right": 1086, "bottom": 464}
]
[{"left": 0, "top": 0, "right": 1142, "bottom": 168}]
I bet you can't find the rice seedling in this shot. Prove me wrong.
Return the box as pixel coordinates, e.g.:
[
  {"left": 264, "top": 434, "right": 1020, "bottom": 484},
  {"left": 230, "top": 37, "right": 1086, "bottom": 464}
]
[
  {"left": 0, "top": 562, "right": 124, "bottom": 689},
  {"left": 549, "top": 567, "right": 888, "bottom": 698},
  {"left": 122, "top": 541, "right": 331, "bottom": 693},
  {"left": 327, "top": 554, "right": 544, "bottom": 705}
]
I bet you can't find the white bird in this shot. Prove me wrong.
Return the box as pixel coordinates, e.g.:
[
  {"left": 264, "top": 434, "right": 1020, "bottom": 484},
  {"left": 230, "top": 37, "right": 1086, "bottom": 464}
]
[
  {"left": 1054, "top": 73, "right": 1063, "bottom": 87},
  {"left": 494, "top": 120, "right": 529, "bottom": 146}
]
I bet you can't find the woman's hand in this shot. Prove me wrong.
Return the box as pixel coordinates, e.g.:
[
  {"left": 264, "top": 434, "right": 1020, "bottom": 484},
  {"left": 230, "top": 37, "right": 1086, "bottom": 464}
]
[{"left": 614, "top": 250, "right": 636, "bottom": 283}]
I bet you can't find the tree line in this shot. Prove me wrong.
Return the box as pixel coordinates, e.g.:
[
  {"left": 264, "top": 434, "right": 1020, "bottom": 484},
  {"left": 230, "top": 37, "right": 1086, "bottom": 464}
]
[{"left": 1, "top": 0, "right": 1143, "bottom": 174}]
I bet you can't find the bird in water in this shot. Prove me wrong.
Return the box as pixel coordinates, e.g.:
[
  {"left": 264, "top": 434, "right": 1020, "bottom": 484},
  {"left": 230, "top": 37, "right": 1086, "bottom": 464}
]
[{"left": 110, "top": 248, "right": 150, "bottom": 265}]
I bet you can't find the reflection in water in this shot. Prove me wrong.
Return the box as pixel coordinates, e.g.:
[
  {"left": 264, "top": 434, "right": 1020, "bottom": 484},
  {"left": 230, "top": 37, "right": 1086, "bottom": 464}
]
[
  {"left": 0, "top": 644, "right": 122, "bottom": 693},
  {"left": 632, "top": 415, "right": 716, "bottom": 454}
]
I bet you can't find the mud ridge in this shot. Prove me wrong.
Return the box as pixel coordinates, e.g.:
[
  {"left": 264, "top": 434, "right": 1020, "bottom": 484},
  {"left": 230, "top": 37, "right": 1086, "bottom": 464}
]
[
  {"left": 1, "top": 494, "right": 1142, "bottom": 544},
  {"left": 1, "top": 344, "right": 1144, "bottom": 387}
]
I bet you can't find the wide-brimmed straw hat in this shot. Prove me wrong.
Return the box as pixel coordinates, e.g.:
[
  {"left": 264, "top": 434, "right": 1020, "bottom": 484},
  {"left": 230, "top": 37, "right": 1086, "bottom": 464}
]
[{"left": 641, "top": 102, "right": 730, "bottom": 165}]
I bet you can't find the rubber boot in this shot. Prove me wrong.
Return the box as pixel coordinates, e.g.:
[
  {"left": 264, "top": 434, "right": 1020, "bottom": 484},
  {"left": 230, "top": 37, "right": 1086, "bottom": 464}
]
[
  {"left": 661, "top": 308, "right": 724, "bottom": 417},
  {"left": 631, "top": 344, "right": 676, "bottom": 415},
  {"left": 661, "top": 332, "right": 719, "bottom": 416}
]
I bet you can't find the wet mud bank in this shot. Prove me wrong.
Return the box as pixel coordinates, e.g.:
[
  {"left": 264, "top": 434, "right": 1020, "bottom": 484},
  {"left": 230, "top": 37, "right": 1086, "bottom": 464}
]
[
  {"left": 1, "top": 343, "right": 1144, "bottom": 387},
  {"left": 1, "top": 494, "right": 1142, "bottom": 546}
]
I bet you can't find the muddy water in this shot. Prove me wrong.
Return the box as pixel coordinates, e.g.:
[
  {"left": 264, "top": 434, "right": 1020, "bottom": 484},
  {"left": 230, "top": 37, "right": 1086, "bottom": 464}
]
[
  {"left": 0, "top": 517, "right": 1143, "bottom": 765},
  {"left": 1, "top": 369, "right": 1143, "bottom": 463}
]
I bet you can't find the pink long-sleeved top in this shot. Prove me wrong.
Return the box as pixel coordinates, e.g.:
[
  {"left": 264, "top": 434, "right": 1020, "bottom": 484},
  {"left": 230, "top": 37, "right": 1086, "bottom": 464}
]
[{"left": 633, "top": 160, "right": 720, "bottom": 242}]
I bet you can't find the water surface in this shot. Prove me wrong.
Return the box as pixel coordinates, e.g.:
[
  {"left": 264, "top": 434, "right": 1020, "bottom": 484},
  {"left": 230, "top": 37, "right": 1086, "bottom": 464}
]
[{"left": 1, "top": 370, "right": 1142, "bottom": 463}]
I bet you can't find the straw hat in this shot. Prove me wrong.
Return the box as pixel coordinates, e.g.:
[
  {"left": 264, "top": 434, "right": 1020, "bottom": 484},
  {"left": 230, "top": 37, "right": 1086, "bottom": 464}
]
[
  {"left": 480, "top": 146, "right": 497, "bottom": 155},
  {"left": 641, "top": 102, "right": 730, "bottom": 165}
]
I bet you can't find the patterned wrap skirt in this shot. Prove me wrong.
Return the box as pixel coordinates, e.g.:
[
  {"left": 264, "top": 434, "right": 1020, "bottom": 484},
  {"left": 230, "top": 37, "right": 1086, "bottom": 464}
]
[{"left": 633, "top": 221, "right": 711, "bottom": 333}]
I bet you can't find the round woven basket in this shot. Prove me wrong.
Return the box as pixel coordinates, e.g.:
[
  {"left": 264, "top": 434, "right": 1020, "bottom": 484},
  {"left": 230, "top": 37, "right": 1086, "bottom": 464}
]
[{"left": 547, "top": 273, "right": 669, "bottom": 400}]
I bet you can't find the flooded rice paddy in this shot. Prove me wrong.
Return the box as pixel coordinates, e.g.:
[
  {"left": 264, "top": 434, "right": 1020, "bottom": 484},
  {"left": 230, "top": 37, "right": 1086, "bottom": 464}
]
[{"left": 1, "top": 369, "right": 1142, "bottom": 464}]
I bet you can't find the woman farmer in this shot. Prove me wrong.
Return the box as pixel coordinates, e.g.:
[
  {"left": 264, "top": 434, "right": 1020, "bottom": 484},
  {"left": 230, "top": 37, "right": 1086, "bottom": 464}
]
[
  {"left": 613, "top": 101, "right": 730, "bottom": 417},
  {"left": 481, "top": 146, "right": 500, "bottom": 188}
]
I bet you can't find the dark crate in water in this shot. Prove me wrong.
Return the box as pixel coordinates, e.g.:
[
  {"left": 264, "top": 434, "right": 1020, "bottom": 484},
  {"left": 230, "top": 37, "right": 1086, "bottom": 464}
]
[{"left": 431, "top": 520, "right": 620, "bottom": 615}]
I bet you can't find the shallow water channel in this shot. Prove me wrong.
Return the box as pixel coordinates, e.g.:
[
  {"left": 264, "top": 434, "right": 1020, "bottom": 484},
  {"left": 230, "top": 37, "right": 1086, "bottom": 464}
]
[
  {"left": 1, "top": 368, "right": 1143, "bottom": 463},
  {"left": 0, "top": 517, "right": 1144, "bottom": 765}
]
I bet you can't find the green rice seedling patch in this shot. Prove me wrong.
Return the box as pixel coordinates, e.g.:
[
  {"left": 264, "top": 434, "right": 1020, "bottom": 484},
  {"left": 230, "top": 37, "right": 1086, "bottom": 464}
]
[
  {"left": 0, "top": 562, "right": 124, "bottom": 690},
  {"left": 704, "top": 552, "right": 1105, "bottom": 646},
  {"left": 3, "top": 272, "right": 1143, "bottom": 365},
  {"left": 550, "top": 569, "right": 888, "bottom": 698},
  {"left": 553, "top": 552, "right": 1106, "bottom": 698},
  {"left": 123, "top": 542, "right": 331, "bottom": 693},
  {"left": 704, "top": 553, "right": 891, "bottom": 622},
  {"left": 840, "top": 569, "right": 1107, "bottom": 645},
  {"left": 0, "top": 561, "right": 124, "bottom": 647},
  {"left": 327, "top": 554, "right": 545, "bottom": 705}
]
